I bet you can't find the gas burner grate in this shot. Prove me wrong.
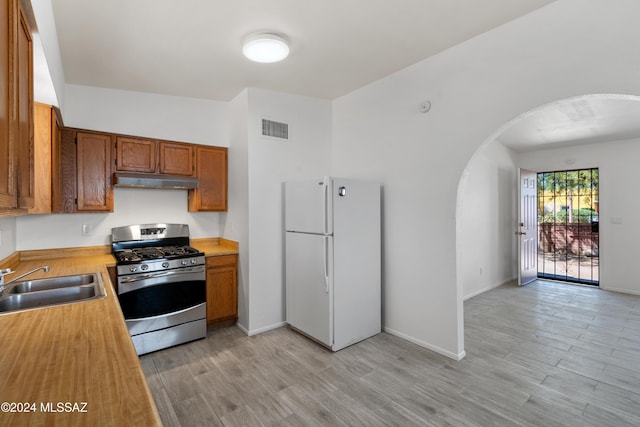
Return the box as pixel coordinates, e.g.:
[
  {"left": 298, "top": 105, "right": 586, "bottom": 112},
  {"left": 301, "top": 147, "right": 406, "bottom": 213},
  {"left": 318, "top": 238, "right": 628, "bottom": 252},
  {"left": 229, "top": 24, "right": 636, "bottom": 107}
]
[
  {"left": 115, "top": 245, "right": 201, "bottom": 263},
  {"left": 161, "top": 245, "right": 201, "bottom": 257}
]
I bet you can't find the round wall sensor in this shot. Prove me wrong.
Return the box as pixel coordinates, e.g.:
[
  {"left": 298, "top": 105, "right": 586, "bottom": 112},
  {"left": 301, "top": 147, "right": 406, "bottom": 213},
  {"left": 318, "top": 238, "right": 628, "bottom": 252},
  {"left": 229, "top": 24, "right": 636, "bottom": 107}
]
[{"left": 419, "top": 100, "right": 432, "bottom": 113}]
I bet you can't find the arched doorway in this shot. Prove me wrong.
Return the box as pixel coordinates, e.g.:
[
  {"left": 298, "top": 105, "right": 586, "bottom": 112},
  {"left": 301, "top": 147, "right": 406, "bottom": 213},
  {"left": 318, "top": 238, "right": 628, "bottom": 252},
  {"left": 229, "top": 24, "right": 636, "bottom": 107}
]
[{"left": 457, "top": 93, "right": 640, "bottom": 303}]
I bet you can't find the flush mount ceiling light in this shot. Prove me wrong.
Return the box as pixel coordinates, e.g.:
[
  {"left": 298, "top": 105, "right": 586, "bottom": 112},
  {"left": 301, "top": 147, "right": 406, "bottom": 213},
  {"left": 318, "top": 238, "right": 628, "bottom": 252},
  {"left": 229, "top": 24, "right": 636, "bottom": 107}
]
[{"left": 242, "top": 33, "right": 289, "bottom": 63}]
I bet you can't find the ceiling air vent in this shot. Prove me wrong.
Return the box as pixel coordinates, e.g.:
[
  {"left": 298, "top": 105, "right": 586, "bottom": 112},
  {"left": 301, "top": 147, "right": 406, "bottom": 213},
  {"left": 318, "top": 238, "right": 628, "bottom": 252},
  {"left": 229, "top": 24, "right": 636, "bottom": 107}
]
[{"left": 262, "top": 119, "right": 289, "bottom": 139}]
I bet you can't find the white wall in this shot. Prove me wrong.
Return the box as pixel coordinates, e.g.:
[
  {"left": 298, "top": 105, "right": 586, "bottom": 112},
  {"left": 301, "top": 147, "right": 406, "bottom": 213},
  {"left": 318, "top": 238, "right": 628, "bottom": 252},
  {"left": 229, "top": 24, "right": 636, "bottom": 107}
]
[
  {"left": 0, "top": 217, "right": 17, "bottom": 260},
  {"left": 459, "top": 141, "right": 517, "bottom": 300},
  {"left": 16, "top": 189, "right": 222, "bottom": 250},
  {"left": 245, "top": 88, "right": 332, "bottom": 333},
  {"left": 224, "top": 89, "right": 250, "bottom": 330},
  {"left": 332, "top": 0, "right": 640, "bottom": 359},
  {"left": 33, "top": 33, "right": 58, "bottom": 106},
  {"left": 517, "top": 137, "right": 640, "bottom": 296},
  {"left": 31, "top": 0, "right": 65, "bottom": 109},
  {"left": 63, "top": 85, "right": 228, "bottom": 146},
  {"left": 221, "top": 88, "right": 332, "bottom": 334}
]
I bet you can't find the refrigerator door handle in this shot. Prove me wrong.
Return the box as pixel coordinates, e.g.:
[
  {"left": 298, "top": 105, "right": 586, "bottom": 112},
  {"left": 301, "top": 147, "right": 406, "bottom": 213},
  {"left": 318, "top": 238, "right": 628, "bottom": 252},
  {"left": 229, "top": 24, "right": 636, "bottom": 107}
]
[
  {"left": 322, "top": 177, "right": 329, "bottom": 235},
  {"left": 323, "top": 236, "right": 330, "bottom": 294}
]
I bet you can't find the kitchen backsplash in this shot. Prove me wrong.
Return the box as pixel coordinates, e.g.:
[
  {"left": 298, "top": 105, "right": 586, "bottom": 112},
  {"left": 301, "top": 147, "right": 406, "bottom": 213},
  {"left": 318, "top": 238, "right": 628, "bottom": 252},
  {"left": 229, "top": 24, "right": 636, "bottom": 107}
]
[{"left": 13, "top": 188, "right": 222, "bottom": 251}]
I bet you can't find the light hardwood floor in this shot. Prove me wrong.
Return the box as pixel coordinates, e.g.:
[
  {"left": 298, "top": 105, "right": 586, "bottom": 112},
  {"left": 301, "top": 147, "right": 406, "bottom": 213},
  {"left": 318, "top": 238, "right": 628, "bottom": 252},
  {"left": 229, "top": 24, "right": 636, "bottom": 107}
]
[{"left": 140, "top": 280, "right": 640, "bottom": 426}]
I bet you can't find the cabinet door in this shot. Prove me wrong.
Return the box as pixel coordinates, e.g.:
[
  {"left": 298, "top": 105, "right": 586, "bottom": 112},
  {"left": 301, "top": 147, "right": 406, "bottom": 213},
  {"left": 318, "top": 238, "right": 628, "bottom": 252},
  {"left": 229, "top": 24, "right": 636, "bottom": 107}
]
[
  {"left": 188, "top": 146, "right": 227, "bottom": 211},
  {"left": 16, "top": 4, "right": 32, "bottom": 209},
  {"left": 206, "top": 255, "right": 238, "bottom": 323},
  {"left": 76, "top": 132, "right": 113, "bottom": 211},
  {"left": 159, "top": 141, "right": 193, "bottom": 176},
  {"left": 0, "top": 0, "right": 15, "bottom": 209},
  {"left": 115, "top": 136, "right": 157, "bottom": 173},
  {"left": 50, "top": 108, "right": 62, "bottom": 213},
  {"left": 54, "top": 128, "right": 78, "bottom": 213},
  {"left": 28, "top": 103, "right": 52, "bottom": 214}
]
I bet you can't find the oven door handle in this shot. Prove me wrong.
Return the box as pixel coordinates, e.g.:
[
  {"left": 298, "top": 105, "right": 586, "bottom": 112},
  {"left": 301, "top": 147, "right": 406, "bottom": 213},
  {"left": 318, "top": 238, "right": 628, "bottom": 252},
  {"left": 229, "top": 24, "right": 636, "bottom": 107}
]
[
  {"left": 125, "top": 302, "right": 206, "bottom": 324},
  {"left": 120, "top": 265, "right": 206, "bottom": 283}
]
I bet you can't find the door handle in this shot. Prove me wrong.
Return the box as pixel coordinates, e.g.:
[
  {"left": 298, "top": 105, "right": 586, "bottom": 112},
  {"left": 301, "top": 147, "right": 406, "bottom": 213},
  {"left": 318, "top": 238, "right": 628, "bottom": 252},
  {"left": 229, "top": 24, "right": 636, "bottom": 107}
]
[
  {"left": 323, "top": 177, "right": 329, "bottom": 235},
  {"left": 515, "top": 231, "right": 527, "bottom": 235},
  {"left": 120, "top": 266, "right": 205, "bottom": 283},
  {"left": 323, "top": 236, "right": 330, "bottom": 294}
]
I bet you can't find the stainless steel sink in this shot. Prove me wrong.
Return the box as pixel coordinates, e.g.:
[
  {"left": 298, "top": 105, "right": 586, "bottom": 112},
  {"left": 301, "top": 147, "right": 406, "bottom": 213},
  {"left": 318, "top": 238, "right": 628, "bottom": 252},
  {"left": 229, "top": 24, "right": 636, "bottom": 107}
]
[
  {"left": 7, "top": 273, "right": 96, "bottom": 294},
  {"left": 0, "top": 273, "right": 106, "bottom": 313}
]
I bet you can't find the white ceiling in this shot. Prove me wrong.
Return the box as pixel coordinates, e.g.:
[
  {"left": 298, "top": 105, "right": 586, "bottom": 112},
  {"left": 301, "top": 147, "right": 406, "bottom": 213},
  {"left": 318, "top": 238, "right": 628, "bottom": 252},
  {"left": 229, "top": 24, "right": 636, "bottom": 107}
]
[
  {"left": 496, "top": 95, "right": 640, "bottom": 151},
  {"left": 47, "top": 1, "right": 640, "bottom": 149},
  {"left": 50, "top": 0, "right": 554, "bottom": 101}
]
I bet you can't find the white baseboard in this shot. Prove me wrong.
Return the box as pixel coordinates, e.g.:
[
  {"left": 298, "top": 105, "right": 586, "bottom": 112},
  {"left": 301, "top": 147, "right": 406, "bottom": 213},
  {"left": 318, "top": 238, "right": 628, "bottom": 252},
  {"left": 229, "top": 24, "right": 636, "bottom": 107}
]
[
  {"left": 238, "top": 321, "right": 466, "bottom": 361},
  {"left": 237, "top": 321, "right": 287, "bottom": 337},
  {"left": 235, "top": 322, "right": 249, "bottom": 335},
  {"left": 463, "top": 277, "right": 517, "bottom": 301},
  {"left": 600, "top": 285, "right": 640, "bottom": 297},
  {"left": 383, "top": 327, "right": 466, "bottom": 361}
]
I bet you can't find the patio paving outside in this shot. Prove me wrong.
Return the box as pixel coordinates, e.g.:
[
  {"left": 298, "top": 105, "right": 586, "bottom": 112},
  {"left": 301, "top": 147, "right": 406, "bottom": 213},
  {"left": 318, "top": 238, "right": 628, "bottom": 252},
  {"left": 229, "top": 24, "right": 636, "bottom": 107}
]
[{"left": 538, "top": 251, "right": 599, "bottom": 285}]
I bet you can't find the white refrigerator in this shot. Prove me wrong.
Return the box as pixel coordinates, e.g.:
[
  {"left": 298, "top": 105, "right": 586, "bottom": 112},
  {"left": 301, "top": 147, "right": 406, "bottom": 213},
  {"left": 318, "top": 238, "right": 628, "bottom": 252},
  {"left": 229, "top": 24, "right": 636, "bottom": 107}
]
[{"left": 284, "top": 176, "right": 381, "bottom": 351}]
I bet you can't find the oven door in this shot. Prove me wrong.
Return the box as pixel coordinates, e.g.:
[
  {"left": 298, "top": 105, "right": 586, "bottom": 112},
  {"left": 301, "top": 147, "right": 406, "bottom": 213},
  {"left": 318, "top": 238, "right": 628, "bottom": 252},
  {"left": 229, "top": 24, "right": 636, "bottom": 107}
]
[{"left": 117, "top": 266, "right": 206, "bottom": 336}]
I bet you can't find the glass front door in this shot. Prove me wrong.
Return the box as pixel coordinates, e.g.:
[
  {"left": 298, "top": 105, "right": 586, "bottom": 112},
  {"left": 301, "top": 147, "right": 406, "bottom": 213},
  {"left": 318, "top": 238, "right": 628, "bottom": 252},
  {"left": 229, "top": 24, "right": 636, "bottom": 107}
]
[{"left": 537, "top": 168, "right": 599, "bottom": 285}]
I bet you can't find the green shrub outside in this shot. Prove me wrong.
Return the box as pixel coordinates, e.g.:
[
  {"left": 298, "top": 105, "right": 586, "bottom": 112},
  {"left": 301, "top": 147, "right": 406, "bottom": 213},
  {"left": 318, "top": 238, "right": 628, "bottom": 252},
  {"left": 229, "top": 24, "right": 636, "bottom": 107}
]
[{"left": 539, "top": 207, "right": 598, "bottom": 223}]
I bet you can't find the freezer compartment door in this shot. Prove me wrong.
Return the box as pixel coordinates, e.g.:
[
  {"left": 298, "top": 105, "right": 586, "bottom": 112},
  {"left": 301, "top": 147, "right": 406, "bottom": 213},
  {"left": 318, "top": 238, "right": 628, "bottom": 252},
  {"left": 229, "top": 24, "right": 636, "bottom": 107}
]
[
  {"left": 285, "top": 232, "right": 333, "bottom": 347},
  {"left": 285, "top": 177, "right": 333, "bottom": 234}
]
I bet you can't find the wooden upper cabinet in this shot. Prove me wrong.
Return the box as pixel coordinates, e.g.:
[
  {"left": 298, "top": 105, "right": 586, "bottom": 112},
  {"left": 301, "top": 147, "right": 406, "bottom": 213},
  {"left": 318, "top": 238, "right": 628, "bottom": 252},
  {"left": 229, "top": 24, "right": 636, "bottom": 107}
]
[
  {"left": 0, "top": 0, "right": 34, "bottom": 213},
  {"left": 115, "top": 136, "right": 156, "bottom": 173},
  {"left": 28, "top": 103, "right": 54, "bottom": 214},
  {"left": 55, "top": 127, "right": 227, "bottom": 213},
  {"left": 116, "top": 138, "right": 194, "bottom": 176},
  {"left": 188, "top": 146, "right": 227, "bottom": 211},
  {"left": 159, "top": 141, "right": 193, "bottom": 176},
  {"left": 76, "top": 132, "right": 113, "bottom": 212},
  {"left": 15, "top": 3, "right": 33, "bottom": 209},
  {"left": 0, "top": 0, "right": 15, "bottom": 210},
  {"left": 50, "top": 108, "right": 62, "bottom": 213},
  {"left": 53, "top": 128, "right": 83, "bottom": 213}
]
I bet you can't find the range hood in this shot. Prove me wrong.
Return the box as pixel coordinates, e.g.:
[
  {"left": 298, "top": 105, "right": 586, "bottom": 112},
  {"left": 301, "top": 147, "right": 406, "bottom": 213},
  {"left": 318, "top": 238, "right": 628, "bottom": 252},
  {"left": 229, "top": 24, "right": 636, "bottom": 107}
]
[{"left": 113, "top": 173, "right": 199, "bottom": 189}]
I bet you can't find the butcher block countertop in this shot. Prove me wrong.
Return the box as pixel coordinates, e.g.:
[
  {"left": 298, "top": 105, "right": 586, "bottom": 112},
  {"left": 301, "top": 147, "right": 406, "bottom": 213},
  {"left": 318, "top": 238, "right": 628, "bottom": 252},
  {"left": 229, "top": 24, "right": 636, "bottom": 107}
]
[
  {"left": 191, "top": 237, "right": 238, "bottom": 257},
  {"left": 0, "top": 238, "right": 238, "bottom": 426}
]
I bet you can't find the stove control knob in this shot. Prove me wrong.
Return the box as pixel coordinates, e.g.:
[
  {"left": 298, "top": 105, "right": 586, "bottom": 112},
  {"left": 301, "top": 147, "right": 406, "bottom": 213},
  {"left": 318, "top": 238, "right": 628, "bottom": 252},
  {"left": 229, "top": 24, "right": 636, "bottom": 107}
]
[
  {"left": 181, "top": 260, "right": 188, "bottom": 266},
  {"left": 162, "top": 262, "right": 170, "bottom": 268},
  {"left": 141, "top": 264, "right": 149, "bottom": 271},
  {"left": 129, "top": 266, "right": 137, "bottom": 273},
  {"left": 191, "top": 259, "right": 197, "bottom": 265}
]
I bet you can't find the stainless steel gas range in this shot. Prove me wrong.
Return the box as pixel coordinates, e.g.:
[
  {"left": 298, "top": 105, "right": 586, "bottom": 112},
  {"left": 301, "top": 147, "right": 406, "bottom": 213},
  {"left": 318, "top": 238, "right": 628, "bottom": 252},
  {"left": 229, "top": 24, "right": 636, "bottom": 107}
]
[{"left": 111, "top": 223, "right": 206, "bottom": 355}]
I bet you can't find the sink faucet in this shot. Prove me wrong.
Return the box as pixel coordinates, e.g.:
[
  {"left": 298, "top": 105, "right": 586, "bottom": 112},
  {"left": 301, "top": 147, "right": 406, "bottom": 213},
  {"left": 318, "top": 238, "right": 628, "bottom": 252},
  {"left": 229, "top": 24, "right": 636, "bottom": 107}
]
[{"left": 0, "top": 266, "right": 50, "bottom": 295}]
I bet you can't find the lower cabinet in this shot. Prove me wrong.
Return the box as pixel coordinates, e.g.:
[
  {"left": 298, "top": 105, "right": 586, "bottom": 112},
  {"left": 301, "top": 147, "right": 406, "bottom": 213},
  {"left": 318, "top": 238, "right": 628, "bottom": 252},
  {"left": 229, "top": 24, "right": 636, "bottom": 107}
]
[{"left": 206, "top": 254, "right": 238, "bottom": 326}]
